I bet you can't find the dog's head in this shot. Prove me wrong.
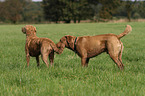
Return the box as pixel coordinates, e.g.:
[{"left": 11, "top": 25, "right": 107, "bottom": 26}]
[
  {"left": 22, "top": 25, "right": 37, "bottom": 36},
  {"left": 56, "top": 35, "right": 76, "bottom": 50}
]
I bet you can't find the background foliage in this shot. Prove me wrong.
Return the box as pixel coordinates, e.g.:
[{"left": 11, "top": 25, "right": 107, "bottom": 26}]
[{"left": 0, "top": 0, "right": 145, "bottom": 23}]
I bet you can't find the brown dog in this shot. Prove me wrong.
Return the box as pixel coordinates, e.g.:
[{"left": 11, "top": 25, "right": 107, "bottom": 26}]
[
  {"left": 56, "top": 25, "right": 132, "bottom": 70},
  {"left": 22, "top": 25, "right": 62, "bottom": 68}
]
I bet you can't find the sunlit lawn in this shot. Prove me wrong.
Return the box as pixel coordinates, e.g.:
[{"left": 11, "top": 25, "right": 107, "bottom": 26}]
[{"left": 0, "top": 22, "right": 144, "bottom": 96}]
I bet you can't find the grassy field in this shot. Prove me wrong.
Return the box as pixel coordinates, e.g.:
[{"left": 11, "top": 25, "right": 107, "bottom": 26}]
[{"left": 0, "top": 22, "right": 144, "bottom": 96}]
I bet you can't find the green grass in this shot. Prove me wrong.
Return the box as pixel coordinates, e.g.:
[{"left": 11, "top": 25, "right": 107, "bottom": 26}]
[{"left": 0, "top": 22, "right": 144, "bottom": 96}]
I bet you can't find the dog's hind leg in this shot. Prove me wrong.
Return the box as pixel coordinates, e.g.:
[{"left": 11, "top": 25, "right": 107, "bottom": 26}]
[
  {"left": 41, "top": 47, "right": 50, "bottom": 68},
  {"left": 36, "top": 56, "right": 40, "bottom": 67},
  {"left": 81, "top": 58, "right": 86, "bottom": 67},
  {"left": 49, "top": 51, "right": 54, "bottom": 66},
  {"left": 109, "top": 55, "right": 124, "bottom": 70},
  {"left": 118, "top": 42, "right": 124, "bottom": 68},
  {"left": 81, "top": 58, "right": 89, "bottom": 67},
  {"left": 107, "top": 41, "right": 124, "bottom": 70},
  {"left": 41, "top": 53, "right": 49, "bottom": 68}
]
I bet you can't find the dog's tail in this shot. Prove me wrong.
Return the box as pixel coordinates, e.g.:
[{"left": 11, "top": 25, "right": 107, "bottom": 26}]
[
  {"left": 117, "top": 25, "right": 132, "bottom": 39},
  {"left": 50, "top": 44, "right": 63, "bottom": 54}
]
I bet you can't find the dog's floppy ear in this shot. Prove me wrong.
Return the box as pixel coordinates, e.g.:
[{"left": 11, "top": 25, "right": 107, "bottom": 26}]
[
  {"left": 22, "top": 27, "right": 26, "bottom": 34},
  {"left": 65, "top": 35, "right": 74, "bottom": 50},
  {"left": 34, "top": 27, "right": 37, "bottom": 32}
]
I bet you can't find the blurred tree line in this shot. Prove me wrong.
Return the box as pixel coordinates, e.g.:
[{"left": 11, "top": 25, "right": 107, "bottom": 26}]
[
  {"left": 0, "top": 0, "right": 43, "bottom": 23},
  {"left": 0, "top": 0, "right": 145, "bottom": 24}
]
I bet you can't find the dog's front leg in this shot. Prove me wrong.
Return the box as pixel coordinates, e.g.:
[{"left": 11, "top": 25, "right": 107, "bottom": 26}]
[
  {"left": 49, "top": 51, "right": 54, "bottom": 66},
  {"left": 26, "top": 54, "right": 30, "bottom": 67},
  {"left": 25, "top": 44, "right": 30, "bottom": 67}
]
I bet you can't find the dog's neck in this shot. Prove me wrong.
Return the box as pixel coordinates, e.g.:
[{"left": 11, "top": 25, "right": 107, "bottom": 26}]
[
  {"left": 26, "top": 31, "right": 37, "bottom": 37},
  {"left": 66, "top": 37, "right": 78, "bottom": 52},
  {"left": 26, "top": 34, "right": 36, "bottom": 37},
  {"left": 74, "top": 37, "right": 78, "bottom": 52},
  {"left": 26, "top": 34, "right": 37, "bottom": 39},
  {"left": 26, "top": 33, "right": 37, "bottom": 42}
]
